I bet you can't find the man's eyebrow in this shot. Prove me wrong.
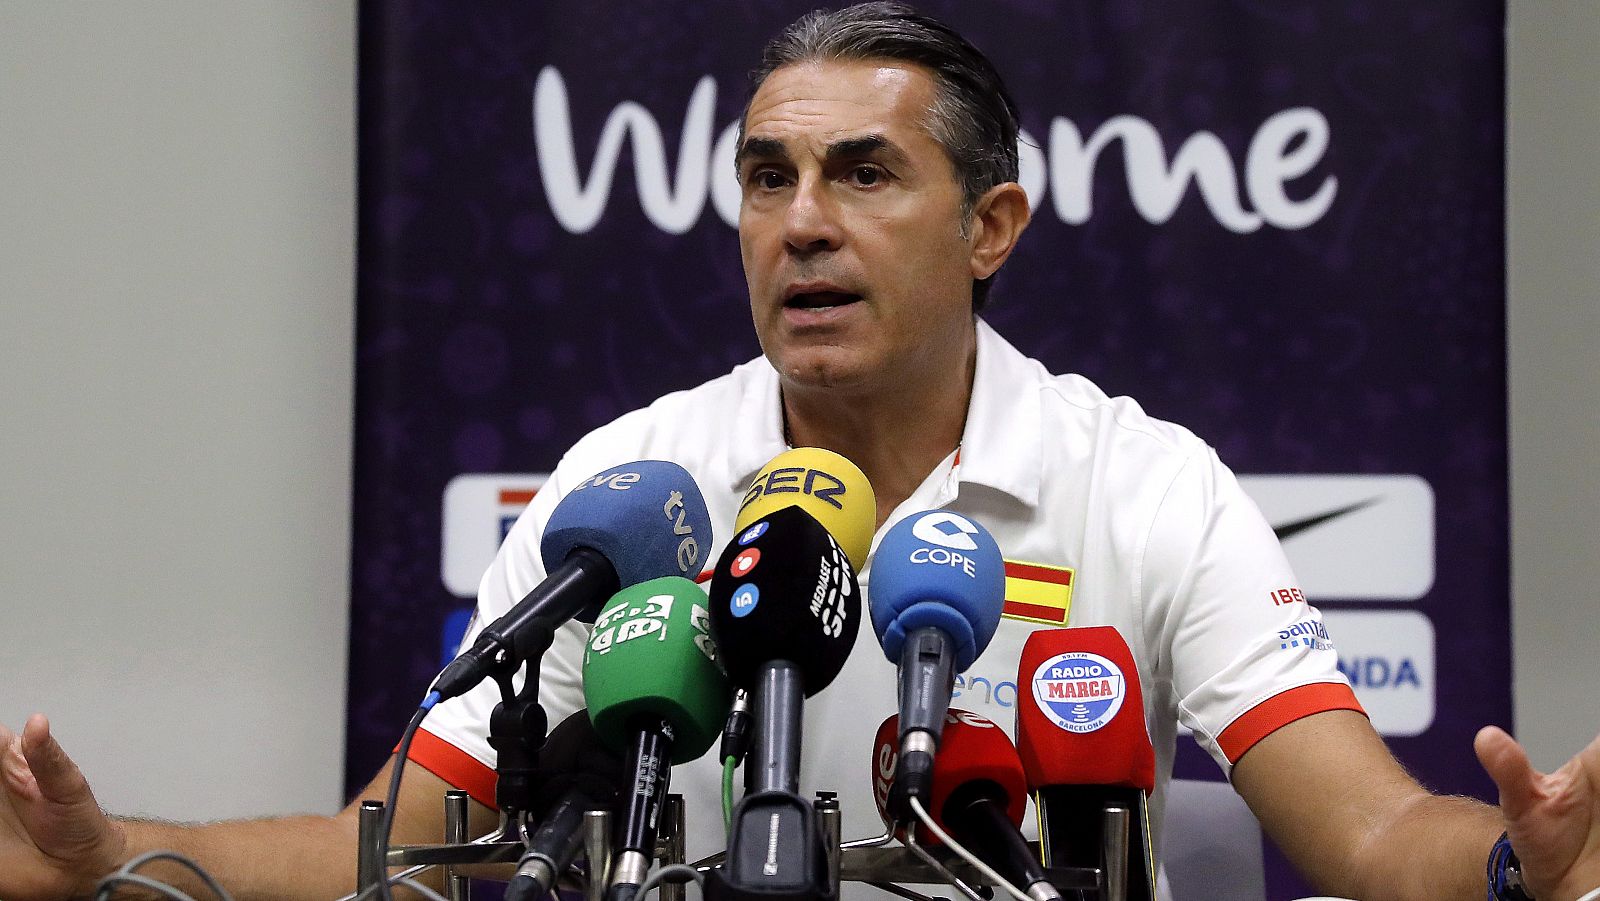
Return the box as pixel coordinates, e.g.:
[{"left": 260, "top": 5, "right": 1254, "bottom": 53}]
[
  {"left": 735, "top": 134, "right": 912, "bottom": 170},
  {"left": 735, "top": 137, "right": 789, "bottom": 169},
  {"left": 824, "top": 135, "right": 909, "bottom": 168}
]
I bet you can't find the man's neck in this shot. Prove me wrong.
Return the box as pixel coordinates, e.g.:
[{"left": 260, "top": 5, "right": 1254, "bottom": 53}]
[{"left": 780, "top": 334, "right": 978, "bottom": 530}]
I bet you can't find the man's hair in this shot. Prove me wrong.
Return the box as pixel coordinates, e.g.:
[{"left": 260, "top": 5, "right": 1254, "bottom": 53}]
[{"left": 744, "top": 2, "right": 1022, "bottom": 311}]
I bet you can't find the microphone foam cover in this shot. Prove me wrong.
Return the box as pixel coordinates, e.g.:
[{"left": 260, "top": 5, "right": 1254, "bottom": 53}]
[
  {"left": 735, "top": 447, "right": 874, "bottom": 573},
  {"left": 869, "top": 510, "right": 1005, "bottom": 671},
  {"left": 1015, "top": 626, "right": 1155, "bottom": 793},
  {"left": 531, "top": 709, "right": 625, "bottom": 815},
  {"left": 708, "top": 505, "right": 860, "bottom": 696},
  {"left": 870, "top": 709, "right": 1027, "bottom": 847},
  {"left": 582, "top": 577, "right": 731, "bottom": 764},
  {"left": 541, "top": 461, "right": 713, "bottom": 611}
]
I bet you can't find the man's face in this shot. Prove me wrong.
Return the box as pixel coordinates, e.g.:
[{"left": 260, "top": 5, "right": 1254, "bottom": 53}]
[{"left": 737, "top": 59, "right": 978, "bottom": 396}]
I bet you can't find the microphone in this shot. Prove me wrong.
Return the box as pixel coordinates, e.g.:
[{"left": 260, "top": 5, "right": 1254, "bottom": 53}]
[
  {"left": 734, "top": 446, "right": 875, "bottom": 573},
  {"left": 708, "top": 504, "right": 861, "bottom": 702},
  {"left": 1016, "top": 627, "right": 1157, "bottom": 901},
  {"left": 582, "top": 576, "right": 731, "bottom": 901},
  {"left": 871, "top": 710, "right": 1061, "bottom": 901},
  {"left": 869, "top": 509, "right": 1005, "bottom": 817},
  {"left": 505, "top": 710, "right": 625, "bottom": 901},
  {"left": 703, "top": 498, "right": 870, "bottom": 901},
  {"left": 432, "top": 460, "right": 712, "bottom": 701}
]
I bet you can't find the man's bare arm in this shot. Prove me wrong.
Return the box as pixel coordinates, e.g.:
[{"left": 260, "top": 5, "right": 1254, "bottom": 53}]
[
  {"left": 1231, "top": 709, "right": 1503, "bottom": 900},
  {"left": 120, "top": 756, "right": 499, "bottom": 900},
  {"left": 2, "top": 714, "right": 496, "bottom": 900}
]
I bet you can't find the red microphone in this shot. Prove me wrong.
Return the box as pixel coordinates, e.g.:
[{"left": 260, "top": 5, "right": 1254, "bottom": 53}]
[
  {"left": 872, "top": 710, "right": 1067, "bottom": 900},
  {"left": 1016, "top": 627, "right": 1157, "bottom": 901},
  {"left": 871, "top": 709, "right": 1027, "bottom": 845}
]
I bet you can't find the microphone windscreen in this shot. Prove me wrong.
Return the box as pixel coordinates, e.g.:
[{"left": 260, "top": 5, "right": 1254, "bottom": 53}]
[
  {"left": 734, "top": 447, "right": 874, "bottom": 573},
  {"left": 1015, "top": 626, "right": 1155, "bottom": 793},
  {"left": 870, "top": 709, "right": 1028, "bottom": 846},
  {"left": 531, "top": 709, "right": 625, "bottom": 815},
  {"left": 869, "top": 510, "right": 1005, "bottom": 671},
  {"left": 708, "top": 505, "right": 860, "bottom": 696},
  {"left": 582, "top": 577, "right": 731, "bottom": 764},
  {"left": 541, "top": 461, "right": 713, "bottom": 614}
]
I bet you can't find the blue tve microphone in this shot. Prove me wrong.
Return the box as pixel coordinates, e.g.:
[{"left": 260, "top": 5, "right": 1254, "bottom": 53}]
[
  {"left": 869, "top": 509, "right": 1005, "bottom": 817},
  {"left": 432, "top": 460, "right": 713, "bottom": 701}
]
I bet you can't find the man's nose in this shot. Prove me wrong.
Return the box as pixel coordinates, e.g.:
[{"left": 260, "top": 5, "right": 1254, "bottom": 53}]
[{"left": 782, "top": 175, "right": 844, "bottom": 253}]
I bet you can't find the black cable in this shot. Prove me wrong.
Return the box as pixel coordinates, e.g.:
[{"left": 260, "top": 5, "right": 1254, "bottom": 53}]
[{"left": 376, "top": 692, "right": 439, "bottom": 901}]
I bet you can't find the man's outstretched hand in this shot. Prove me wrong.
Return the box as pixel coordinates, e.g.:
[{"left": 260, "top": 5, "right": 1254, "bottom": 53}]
[
  {"left": 0, "top": 714, "right": 126, "bottom": 901},
  {"left": 1477, "top": 726, "right": 1600, "bottom": 901}
]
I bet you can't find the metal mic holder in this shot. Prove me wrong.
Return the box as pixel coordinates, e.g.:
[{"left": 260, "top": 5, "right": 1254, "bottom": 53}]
[
  {"left": 354, "top": 792, "right": 691, "bottom": 900},
  {"left": 487, "top": 619, "right": 556, "bottom": 818},
  {"left": 357, "top": 779, "right": 1121, "bottom": 901},
  {"left": 690, "top": 793, "right": 1107, "bottom": 901}
]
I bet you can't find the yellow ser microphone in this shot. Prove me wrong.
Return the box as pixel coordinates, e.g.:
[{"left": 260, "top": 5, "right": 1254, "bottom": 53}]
[{"left": 734, "top": 447, "right": 875, "bottom": 572}]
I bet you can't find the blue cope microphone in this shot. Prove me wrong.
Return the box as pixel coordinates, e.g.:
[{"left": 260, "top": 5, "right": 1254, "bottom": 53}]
[
  {"left": 431, "top": 460, "right": 712, "bottom": 701},
  {"left": 869, "top": 509, "right": 1005, "bottom": 816}
]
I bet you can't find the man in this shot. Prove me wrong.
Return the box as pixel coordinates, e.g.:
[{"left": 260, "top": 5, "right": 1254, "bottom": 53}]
[{"left": 3, "top": 4, "right": 1597, "bottom": 900}]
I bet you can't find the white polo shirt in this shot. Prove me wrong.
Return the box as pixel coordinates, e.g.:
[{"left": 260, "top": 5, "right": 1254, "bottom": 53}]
[{"left": 414, "top": 318, "right": 1360, "bottom": 877}]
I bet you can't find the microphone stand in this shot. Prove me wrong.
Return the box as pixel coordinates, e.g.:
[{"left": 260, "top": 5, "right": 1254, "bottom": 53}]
[
  {"left": 486, "top": 619, "right": 557, "bottom": 820},
  {"left": 705, "top": 660, "right": 832, "bottom": 901}
]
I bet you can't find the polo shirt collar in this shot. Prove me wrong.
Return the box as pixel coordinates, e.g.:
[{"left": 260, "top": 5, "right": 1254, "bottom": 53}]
[
  {"left": 726, "top": 357, "right": 788, "bottom": 493},
  {"left": 957, "top": 319, "right": 1043, "bottom": 508},
  {"left": 723, "top": 319, "right": 1043, "bottom": 508}
]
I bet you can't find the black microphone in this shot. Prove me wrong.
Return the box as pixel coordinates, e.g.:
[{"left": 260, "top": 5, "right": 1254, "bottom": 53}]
[
  {"left": 708, "top": 504, "right": 860, "bottom": 792},
  {"left": 505, "top": 710, "right": 625, "bottom": 901},
  {"left": 431, "top": 460, "right": 712, "bottom": 702},
  {"left": 703, "top": 504, "right": 862, "bottom": 901}
]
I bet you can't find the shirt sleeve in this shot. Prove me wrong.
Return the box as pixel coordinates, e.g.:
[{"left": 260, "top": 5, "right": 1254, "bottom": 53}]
[
  {"left": 406, "top": 461, "right": 593, "bottom": 809},
  {"left": 1143, "top": 446, "right": 1364, "bottom": 776}
]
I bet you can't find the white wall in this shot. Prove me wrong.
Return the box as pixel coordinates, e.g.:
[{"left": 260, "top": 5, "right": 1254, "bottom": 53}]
[
  {"left": 0, "top": 0, "right": 1592, "bottom": 829},
  {"left": 1506, "top": 2, "right": 1600, "bottom": 772},
  {"left": 0, "top": 2, "right": 355, "bottom": 818}
]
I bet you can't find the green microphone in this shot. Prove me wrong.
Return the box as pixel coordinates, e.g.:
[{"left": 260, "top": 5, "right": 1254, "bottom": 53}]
[{"left": 583, "top": 576, "right": 731, "bottom": 901}]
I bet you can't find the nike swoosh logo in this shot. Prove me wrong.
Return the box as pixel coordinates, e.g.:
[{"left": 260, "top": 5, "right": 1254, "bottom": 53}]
[{"left": 1271, "top": 498, "right": 1379, "bottom": 541}]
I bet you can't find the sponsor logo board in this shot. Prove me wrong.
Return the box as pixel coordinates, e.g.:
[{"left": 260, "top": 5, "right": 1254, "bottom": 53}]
[
  {"left": 441, "top": 473, "right": 550, "bottom": 599},
  {"left": 1322, "top": 609, "right": 1435, "bottom": 737},
  {"left": 1239, "top": 474, "right": 1434, "bottom": 601}
]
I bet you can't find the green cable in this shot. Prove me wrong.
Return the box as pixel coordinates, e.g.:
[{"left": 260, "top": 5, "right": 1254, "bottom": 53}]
[{"left": 722, "top": 755, "right": 736, "bottom": 829}]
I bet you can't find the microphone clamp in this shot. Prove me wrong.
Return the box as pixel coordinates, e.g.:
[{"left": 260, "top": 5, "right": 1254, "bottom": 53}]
[
  {"left": 719, "top": 691, "right": 753, "bottom": 764},
  {"left": 889, "top": 731, "right": 937, "bottom": 821},
  {"left": 607, "top": 849, "right": 651, "bottom": 901}
]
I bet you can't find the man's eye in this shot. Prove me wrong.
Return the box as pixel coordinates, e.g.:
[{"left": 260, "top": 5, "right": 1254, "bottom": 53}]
[
  {"left": 849, "top": 166, "right": 883, "bottom": 187},
  {"left": 750, "top": 170, "right": 787, "bottom": 190}
]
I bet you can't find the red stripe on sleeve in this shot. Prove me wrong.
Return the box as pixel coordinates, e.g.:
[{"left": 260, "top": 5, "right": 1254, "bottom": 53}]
[
  {"left": 404, "top": 728, "right": 499, "bottom": 811},
  {"left": 1217, "top": 682, "right": 1367, "bottom": 764}
]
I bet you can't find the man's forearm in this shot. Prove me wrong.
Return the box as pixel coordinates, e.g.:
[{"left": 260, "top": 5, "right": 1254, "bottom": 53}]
[
  {"left": 95, "top": 760, "right": 489, "bottom": 901},
  {"left": 106, "top": 813, "right": 358, "bottom": 901},
  {"left": 1344, "top": 791, "right": 1504, "bottom": 900},
  {"left": 1235, "top": 711, "right": 1509, "bottom": 901}
]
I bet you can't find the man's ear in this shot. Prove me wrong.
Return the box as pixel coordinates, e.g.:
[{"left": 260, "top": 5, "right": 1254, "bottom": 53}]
[{"left": 968, "top": 181, "right": 1032, "bottom": 281}]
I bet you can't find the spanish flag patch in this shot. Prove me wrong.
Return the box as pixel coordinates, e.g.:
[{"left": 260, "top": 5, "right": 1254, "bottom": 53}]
[{"left": 1002, "top": 560, "right": 1075, "bottom": 625}]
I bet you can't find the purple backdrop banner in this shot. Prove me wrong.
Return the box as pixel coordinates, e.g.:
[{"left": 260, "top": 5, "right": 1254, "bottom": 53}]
[{"left": 350, "top": 3, "right": 1506, "bottom": 897}]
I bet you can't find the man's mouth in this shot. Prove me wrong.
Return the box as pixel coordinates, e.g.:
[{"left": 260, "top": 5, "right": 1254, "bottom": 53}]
[{"left": 784, "top": 291, "right": 862, "bottom": 311}]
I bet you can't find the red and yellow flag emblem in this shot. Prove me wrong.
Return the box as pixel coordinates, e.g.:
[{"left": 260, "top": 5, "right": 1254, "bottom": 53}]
[{"left": 1002, "top": 560, "right": 1075, "bottom": 625}]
